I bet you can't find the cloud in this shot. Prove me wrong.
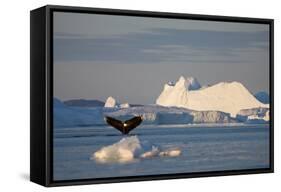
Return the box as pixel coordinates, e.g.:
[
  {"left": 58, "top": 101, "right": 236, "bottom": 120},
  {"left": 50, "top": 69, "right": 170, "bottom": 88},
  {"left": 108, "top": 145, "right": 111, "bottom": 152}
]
[
  {"left": 54, "top": 28, "right": 268, "bottom": 65},
  {"left": 54, "top": 12, "right": 269, "bottom": 39}
]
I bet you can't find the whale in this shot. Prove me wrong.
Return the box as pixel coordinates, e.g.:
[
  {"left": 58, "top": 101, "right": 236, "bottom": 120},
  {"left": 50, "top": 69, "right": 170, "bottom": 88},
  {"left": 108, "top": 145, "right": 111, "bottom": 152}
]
[{"left": 104, "top": 116, "right": 143, "bottom": 134}]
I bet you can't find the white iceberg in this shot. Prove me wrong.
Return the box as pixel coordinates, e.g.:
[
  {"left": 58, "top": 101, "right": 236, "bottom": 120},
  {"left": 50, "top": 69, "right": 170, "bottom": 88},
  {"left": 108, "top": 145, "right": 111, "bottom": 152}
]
[
  {"left": 92, "top": 136, "right": 141, "bottom": 163},
  {"left": 119, "top": 103, "right": 130, "bottom": 108},
  {"left": 91, "top": 136, "right": 181, "bottom": 164},
  {"left": 104, "top": 96, "right": 116, "bottom": 108},
  {"left": 140, "top": 146, "right": 160, "bottom": 158},
  {"left": 159, "top": 148, "right": 181, "bottom": 157},
  {"left": 156, "top": 76, "right": 268, "bottom": 117}
]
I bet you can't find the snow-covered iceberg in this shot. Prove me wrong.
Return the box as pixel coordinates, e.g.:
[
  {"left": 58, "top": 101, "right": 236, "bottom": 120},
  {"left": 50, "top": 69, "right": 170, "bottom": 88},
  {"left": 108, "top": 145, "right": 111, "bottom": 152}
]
[
  {"left": 119, "top": 103, "right": 130, "bottom": 108},
  {"left": 91, "top": 136, "right": 181, "bottom": 164},
  {"left": 104, "top": 96, "right": 117, "bottom": 108},
  {"left": 104, "top": 97, "right": 131, "bottom": 108},
  {"left": 92, "top": 136, "right": 141, "bottom": 163},
  {"left": 156, "top": 76, "right": 269, "bottom": 117}
]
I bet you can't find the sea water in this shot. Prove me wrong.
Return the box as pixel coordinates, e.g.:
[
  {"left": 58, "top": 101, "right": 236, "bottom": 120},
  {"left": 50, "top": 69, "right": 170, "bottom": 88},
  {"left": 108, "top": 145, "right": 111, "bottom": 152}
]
[{"left": 53, "top": 124, "right": 270, "bottom": 180}]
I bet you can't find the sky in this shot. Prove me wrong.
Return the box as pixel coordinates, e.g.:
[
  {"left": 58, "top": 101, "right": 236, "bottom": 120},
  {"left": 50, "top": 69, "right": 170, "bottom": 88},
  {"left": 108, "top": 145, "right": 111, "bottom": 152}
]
[{"left": 53, "top": 12, "right": 270, "bottom": 104}]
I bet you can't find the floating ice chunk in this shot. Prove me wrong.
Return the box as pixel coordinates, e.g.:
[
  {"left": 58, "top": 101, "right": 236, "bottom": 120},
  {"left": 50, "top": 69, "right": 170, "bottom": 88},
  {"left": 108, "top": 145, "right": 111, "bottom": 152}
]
[
  {"left": 91, "top": 136, "right": 182, "bottom": 164},
  {"left": 120, "top": 103, "right": 130, "bottom": 108},
  {"left": 104, "top": 96, "right": 116, "bottom": 108},
  {"left": 91, "top": 136, "right": 141, "bottom": 163},
  {"left": 140, "top": 146, "right": 160, "bottom": 158},
  {"left": 159, "top": 148, "right": 181, "bottom": 157}
]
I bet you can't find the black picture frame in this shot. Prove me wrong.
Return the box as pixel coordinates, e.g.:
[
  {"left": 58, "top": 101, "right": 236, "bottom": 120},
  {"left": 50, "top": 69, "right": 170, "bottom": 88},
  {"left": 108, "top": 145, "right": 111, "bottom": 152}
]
[{"left": 30, "top": 5, "right": 274, "bottom": 187}]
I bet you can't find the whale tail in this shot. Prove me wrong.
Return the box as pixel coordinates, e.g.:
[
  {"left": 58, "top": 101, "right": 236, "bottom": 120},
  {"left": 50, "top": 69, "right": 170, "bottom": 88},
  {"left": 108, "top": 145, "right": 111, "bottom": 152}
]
[{"left": 104, "top": 116, "right": 143, "bottom": 134}]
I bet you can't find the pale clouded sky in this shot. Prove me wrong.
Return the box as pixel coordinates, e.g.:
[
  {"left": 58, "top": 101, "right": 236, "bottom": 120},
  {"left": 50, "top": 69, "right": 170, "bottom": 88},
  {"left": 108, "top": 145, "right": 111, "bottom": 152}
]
[{"left": 53, "top": 11, "right": 270, "bottom": 104}]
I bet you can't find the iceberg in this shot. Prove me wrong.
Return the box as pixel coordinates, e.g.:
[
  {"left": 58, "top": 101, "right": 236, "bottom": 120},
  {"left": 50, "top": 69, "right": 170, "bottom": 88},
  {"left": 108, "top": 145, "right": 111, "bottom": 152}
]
[
  {"left": 119, "top": 103, "right": 130, "bottom": 108},
  {"left": 159, "top": 148, "right": 181, "bottom": 157},
  {"left": 92, "top": 136, "right": 141, "bottom": 163},
  {"left": 104, "top": 96, "right": 117, "bottom": 108},
  {"left": 156, "top": 76, "right": 268, "bottom": 117},
  {"left": 91, "top": 136, "right": 181, "bottom": 164}
]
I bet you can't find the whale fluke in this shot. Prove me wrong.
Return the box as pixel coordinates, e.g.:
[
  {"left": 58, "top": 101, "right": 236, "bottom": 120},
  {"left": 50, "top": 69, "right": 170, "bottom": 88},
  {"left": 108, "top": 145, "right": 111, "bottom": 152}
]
[{"left": 105, "top": 116, "right": 143, "bottom": 134}]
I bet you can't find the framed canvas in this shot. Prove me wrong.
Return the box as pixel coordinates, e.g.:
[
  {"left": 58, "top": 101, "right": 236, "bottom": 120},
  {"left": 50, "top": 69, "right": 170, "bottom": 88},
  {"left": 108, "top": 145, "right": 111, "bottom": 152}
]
[{"left": 30, "top": 5, "right": 274, "bottom": 187}]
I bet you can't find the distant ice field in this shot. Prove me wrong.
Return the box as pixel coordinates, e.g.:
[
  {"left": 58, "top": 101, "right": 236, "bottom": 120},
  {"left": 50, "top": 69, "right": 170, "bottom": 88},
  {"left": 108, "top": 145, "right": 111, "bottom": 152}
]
[{"left": 53, "top": 124, "right": 270, "bottom": 181}]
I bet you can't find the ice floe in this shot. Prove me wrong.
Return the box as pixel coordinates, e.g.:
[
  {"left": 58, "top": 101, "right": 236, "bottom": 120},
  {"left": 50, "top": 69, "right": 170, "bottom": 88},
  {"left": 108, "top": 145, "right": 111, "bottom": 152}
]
[{"left": 91, "top": 136, "right": 181, "bottom": 164}]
